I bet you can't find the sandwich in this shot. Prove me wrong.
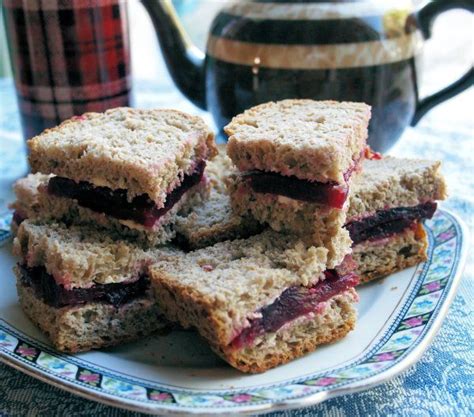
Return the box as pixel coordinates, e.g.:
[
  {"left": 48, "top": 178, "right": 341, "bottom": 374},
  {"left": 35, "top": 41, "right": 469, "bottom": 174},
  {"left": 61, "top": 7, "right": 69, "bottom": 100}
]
[
  {"left": 24, "top": 108, "right": 217, "bottom": 245},
  {"left": 150, "top": 230, "right": 359, "bottom": 373},
  {"left": 225, "top": 99, "right": 371, "bottom": 267},
  {"left": 12, "top": 220, "right": 173, "bottom": 352},
  {"left": 347, "top": 156, "right": 447, "bottom": 283}
]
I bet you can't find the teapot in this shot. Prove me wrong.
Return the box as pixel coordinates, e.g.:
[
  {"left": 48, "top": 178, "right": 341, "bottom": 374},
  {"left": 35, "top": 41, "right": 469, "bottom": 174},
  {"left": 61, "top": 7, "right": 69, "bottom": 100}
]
[{"left": 141, "top": 0, "right": 473, "bottom": 151}]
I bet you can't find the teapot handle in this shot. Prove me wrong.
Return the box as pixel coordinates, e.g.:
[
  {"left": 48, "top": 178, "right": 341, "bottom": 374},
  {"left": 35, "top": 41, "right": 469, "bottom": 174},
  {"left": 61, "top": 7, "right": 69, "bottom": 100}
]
[{"left": 411, "top": 0, "right": 473, "bottom": 125}]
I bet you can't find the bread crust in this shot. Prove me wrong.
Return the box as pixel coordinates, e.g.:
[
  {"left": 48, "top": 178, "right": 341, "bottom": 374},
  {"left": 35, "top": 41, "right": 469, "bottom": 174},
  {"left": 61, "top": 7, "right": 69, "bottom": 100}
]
[
  {"left": 28, "top": 107, "right": 217, "bottom": 205},
  {"left": 226, "top": 99, "right": 370, "bottom": 183}
]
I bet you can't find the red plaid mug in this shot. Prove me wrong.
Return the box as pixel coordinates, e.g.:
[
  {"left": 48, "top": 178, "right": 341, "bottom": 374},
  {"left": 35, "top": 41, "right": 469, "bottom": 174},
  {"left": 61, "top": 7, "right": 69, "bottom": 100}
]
[{"left": 2, "top": 0, "right": 131, "bottom": 140}]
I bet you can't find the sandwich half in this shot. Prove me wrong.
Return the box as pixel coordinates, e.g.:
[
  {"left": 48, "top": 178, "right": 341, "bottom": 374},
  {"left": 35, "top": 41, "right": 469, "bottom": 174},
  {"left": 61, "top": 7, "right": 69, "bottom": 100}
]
[
  {"left": 347, "top": 156, "right": 447, "bottom": 283},
  {"left": 225, "top": 100, "right": 371, "bottom": 267},
  {"left": 150, "top": 231, "right": 359, "bottom": 373},
  {"left": 25, "top": 108, "right": 217, "bottom": 245},
  {"left": 13, "top": 220, "right": 173, "bottom": 352}
]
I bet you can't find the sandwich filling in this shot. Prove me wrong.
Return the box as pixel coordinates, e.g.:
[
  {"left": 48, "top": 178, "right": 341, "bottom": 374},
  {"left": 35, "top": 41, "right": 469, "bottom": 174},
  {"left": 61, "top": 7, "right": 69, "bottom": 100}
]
[
  {"left": 47, "top": 160, "right": 206, "bottom": 228},
  {"left": 241, "top": 171, "right": 348, "bottom": 209},
  {"left": 346, "top": 201, "right": 437, "bottom": 245},
  {"left": 238, "top": 149, "right": 365, "bottom": 209},
  {"left": 230, "top": 268, "right": 359, "bottom": 350},
  {"left": 18, "top": 264, "right": 149, "bottom": 308}
]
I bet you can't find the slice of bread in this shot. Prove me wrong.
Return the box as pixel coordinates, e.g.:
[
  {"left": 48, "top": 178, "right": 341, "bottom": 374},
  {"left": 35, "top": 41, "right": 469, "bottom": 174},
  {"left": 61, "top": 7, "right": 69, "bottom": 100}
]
[
  {"left": 175, "top": 147, "right": 263, "bottom": 249},
  {"left": 10, "top": 173, "right": 208, "bottom": 245},
  {"left": 348, "top": 156, "right": 447, "bottom": 221},
  {"left": 226, "top": 100, "right": 371, "bottom": 183},
  {"left": 353, "top": 224, "right": 428, "bottom": 284},
  {"left": 28, "top": 107, "right": 217, "bottom": 206},
  {"left": 175, "top": 189, "right": 263, "bottom": 250},
  {"left": 204, "top": 144, "right": 237, "bottom": 193},
  {"left": 16, "top": 277, "right": 168, "bottom": 352},
  {"left": 13, "top": 220, "right": 176, "bottom": 289}
]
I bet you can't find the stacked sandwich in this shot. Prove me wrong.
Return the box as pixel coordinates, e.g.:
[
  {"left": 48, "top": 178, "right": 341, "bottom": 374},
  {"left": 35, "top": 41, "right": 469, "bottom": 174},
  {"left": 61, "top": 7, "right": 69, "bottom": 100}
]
[
  {"left": 175, "top": 101, "right": 446, "bottom": 285},
  {"left": 10, "top": 108, "right": 217, "bottom": 352},
  {"left": 10, "top": 101, "right": 447, "bottom": 373}
]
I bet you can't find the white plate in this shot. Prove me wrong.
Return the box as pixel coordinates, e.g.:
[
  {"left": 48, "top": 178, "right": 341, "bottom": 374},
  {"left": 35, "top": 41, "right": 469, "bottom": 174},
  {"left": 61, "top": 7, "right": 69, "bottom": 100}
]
[{"left": 0, "top": 209, "right": 467, "bottom": 415}]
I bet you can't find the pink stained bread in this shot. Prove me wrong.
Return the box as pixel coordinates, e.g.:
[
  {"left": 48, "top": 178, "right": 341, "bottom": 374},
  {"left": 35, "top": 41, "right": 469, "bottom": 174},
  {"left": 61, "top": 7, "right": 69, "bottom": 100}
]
[
  {"left": 226, "top": 99, "right": 371, "bottom": 184},
  {"left": 28, "top": 108, "right": 217, "bottom": 206}
]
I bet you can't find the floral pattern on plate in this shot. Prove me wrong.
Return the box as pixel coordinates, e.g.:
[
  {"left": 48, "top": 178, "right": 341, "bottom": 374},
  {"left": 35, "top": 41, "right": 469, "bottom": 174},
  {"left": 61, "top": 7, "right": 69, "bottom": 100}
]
[{"left": 0, "top": 209, "right": 466, "bottom": 413}]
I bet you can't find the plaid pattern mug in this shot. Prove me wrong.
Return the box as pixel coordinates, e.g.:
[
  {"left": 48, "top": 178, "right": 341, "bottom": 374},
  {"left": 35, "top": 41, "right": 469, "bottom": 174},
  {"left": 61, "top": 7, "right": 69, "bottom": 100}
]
[{"left": 2, "top": 0, "right": 131, "bottom": 140}]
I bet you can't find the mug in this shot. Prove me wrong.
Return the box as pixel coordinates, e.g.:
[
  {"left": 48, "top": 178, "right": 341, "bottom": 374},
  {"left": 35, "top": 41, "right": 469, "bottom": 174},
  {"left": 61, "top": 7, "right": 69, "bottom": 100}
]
[
  {"left": 143, "top": 0, "right": 473, "bottom": 151},
  {"left": 2, "top": 0, "right": 131, "bottom": 140}
]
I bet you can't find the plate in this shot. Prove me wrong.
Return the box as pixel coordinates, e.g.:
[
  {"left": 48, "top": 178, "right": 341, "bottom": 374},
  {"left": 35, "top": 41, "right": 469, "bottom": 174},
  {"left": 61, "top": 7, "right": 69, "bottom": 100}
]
[{"left": 0, "top": 209, "right": 467, "bottom": 415}]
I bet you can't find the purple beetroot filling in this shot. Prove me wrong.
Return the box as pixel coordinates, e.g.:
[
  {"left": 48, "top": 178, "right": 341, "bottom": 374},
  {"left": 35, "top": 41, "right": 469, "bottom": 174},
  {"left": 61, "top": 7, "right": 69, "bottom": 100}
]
[
  {"left": 230, "top": 270, "right": 359, "bottom": 350},
  {"left": 18, "top": 264, "right": 149, "bottom": 308},
  {"left": 47, "top": 160, "right": 206, "bottom": 228},
  {"left": 345, "top": 201, "right": 437, "bottom": 245},
  {"left": 242, "top": 171, "right": 348, "bottom": 209},
  {"left": 12, "top": 211, "right": 26, "bottom": 226}
]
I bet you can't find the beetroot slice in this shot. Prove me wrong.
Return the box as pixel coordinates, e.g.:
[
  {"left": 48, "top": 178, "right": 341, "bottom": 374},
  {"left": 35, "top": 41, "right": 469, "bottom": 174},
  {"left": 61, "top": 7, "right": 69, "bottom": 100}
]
[
  {"left": 346, "top": 201, "right": 437, "bottom": 245},
  {"left": 18, "top": 264, "right": 149, "bottom": 308},
  {"left": 48, "top": 161, "right": 206, "bottom": 228},
  {"left": 242, "top": 170, "right": 348, "bottom": 209},
  {"left": 230, "top": 270, "right": 359, "bottom": 350}
]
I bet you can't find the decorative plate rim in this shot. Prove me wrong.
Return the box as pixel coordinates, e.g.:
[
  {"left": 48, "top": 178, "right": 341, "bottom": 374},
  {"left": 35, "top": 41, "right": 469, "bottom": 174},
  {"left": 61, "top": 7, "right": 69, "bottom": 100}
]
[{"left": 0, "top": 208, "right": 468, "bottom": 415}]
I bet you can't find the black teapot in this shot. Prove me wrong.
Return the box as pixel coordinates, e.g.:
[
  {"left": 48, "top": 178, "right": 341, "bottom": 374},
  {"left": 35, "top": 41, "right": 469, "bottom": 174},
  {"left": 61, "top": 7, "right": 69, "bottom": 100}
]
[{"left": 142, "top": 0, "right": 473, "bottom": 151}]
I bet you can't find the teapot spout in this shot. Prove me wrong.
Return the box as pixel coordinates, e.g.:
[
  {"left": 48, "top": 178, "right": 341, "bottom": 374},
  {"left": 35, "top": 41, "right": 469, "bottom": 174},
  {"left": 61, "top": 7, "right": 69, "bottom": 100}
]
[{"left": 141, "top": 0, "right": 206, "bottom": 110}]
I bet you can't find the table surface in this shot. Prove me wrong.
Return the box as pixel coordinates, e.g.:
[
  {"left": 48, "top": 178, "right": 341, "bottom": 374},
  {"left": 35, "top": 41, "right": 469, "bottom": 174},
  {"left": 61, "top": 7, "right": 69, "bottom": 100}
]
[{"left": 0, "top": 74, "right": 473, "bottom": 417}]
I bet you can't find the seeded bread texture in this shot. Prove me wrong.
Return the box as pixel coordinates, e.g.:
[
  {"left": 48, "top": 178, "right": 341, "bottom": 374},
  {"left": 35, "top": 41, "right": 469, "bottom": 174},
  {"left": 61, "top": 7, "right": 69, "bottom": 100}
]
[
  {"left": 175, "top": 189, "right": 263, "bottom": 250},
  {"left": 353, "top": 225, "right": 428, "bottom": 284},
  {"left": 348, "top": 157, "right": 447, "bottom": 221},
  {"left": 228, "top": 178, "right": 351, "bottom": 268},
  {"left": 16, "top": 280, "right": 168, "bottom": 353},
  {"left": 220, "top": 290, "right": 357, "bottom": 373},
  {"left": 13, "top": 221, "right": 175, "bottom": 289},
  {"left": 205, "top": 144, "right": 237, "bottom": 193},
  {"left": 150, "top": 230, "right": 328, "bottom": 350},
  {"left": 175, "top": 146, "right": 263, "bottom": 249},
  {"left": 28, "top": 107, "right": 217, "bottom": 205},
  {"left": 10, "top": 173, "right": 207, "bottom": 245},
  {"left": 226, "top": 100, "right": 370, "bottom": 183}
]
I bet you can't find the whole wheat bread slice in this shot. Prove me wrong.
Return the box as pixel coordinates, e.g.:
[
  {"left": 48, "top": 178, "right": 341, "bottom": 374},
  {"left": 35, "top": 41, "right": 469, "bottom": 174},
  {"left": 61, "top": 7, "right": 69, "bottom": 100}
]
[
  {"left": 13, "top": 220, "right": 176, "bottom": 289},
  {"left": 226, "top": 99, "right": 370, "bottom": 183},
  {"left": 28, "top": 107, "right": 217, "bottom": 206},
  {"left": 175, "top": 147, "right": 263, "bottom": 249}
]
